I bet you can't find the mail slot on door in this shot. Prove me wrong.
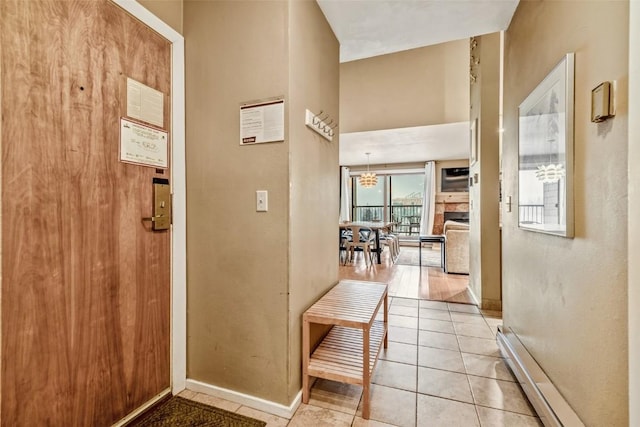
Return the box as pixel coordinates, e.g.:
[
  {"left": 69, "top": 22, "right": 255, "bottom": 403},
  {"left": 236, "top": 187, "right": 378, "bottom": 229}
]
[{"left": 142, "top": 178, "right": 172, "bottom": 231}]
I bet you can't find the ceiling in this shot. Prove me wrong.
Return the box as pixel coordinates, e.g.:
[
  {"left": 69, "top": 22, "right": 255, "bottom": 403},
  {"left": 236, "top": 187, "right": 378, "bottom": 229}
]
[
  {"left": 339, "top": 122, "right": 469, "bottom": 166},
  {"left": 316, "top": 0, "right": 519, "bottom": 167},
  {"left": 316, "top": 0, "right": 519, "bottom": 63}
]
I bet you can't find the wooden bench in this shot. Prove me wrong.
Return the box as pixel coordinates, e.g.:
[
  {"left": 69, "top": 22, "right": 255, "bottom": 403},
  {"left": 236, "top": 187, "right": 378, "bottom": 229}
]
[{"left": 302, "top": 279, "right": 388, "bottom": 419}]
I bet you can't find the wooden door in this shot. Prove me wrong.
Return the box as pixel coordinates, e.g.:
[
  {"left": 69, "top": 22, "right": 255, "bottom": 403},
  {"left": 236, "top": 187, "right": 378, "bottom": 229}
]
[{"left": 0, "top": 1, "right": 172, "bottom": 425}]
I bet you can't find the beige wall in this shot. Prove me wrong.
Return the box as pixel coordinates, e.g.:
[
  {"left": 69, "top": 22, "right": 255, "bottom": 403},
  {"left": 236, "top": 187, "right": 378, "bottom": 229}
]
[
  {"left": 184, "top": 0, "right": 338, "bottom": 407},
  {"left": 469, "top": 33, "right": 502, "bottom": 310},
  {"left": 502, "top": 2, "right": 628, "bottom": 425},
  {"left": 184, "top": 0, "right": 291, "bottom": 404},
  {"left": 287, "top": 0, "right": 340, "bottom": 400},
  {"left": 340, "top": 40, "right": 469, "bottom": 133},
  {"left": 629, "top": 1, "right": 640, "bottom": 424},
  {"left": 138, "top": 0, "right": 183, "bottom": 34}
]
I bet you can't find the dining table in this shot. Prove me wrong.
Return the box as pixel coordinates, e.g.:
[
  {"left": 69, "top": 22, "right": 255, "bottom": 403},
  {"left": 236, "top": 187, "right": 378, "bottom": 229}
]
[{"left": 339, "top": 221, "right": 395, "bottom": 264}]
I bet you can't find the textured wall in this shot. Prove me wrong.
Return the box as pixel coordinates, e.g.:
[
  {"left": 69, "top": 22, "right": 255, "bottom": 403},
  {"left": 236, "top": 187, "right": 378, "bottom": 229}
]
[
  {"left": 138, "top": 0, "right": 183, "bottom": 34},
  {"left": 184, "top": 0, "right": 291, "bottom": 404},
  {"left": 183, "top": 0, "right": 338, "bottom": 407},
  {"left": 287, "top": 0, "right": 340, "bottom": 401},
  {"left": 502, "top": 2, "right": 629, "bottom": 425},
  {"left": 340, "top": 40, "right": 469, "bottom": 133},
  {"left": 628, "top": 2, "right": 640, "bottom": 424}
]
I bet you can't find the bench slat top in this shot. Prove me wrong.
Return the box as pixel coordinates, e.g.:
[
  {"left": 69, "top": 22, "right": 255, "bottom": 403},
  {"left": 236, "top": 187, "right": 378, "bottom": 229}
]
[{"left": 304, "top": 280, "right": 387, "bottom": 328}]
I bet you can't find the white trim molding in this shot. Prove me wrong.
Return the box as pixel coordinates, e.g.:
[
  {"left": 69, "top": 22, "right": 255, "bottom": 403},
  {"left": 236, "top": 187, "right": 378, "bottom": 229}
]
[
  {"left": 466, "top": 284, "right": 480, "bottom": 307},
  {"left": 112, "top": 388, "right": 171, "bottom": 427},
  {"left": 186, "top": 379, "right": 302, "bottom": 420},
  {"left": 110, "top": 0, "right": 187, "bottom": 394}
]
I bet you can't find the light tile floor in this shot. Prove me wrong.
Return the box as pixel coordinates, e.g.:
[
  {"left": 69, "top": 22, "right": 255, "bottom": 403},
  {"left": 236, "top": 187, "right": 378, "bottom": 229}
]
[{"left": 179, "top": 298, "right": 542, "bottom": 426}]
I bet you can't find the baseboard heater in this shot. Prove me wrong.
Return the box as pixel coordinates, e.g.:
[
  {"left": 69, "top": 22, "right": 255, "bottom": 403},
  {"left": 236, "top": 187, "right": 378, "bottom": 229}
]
[{"left": 496, "top": 326, "right": 585, "bottom": 427}]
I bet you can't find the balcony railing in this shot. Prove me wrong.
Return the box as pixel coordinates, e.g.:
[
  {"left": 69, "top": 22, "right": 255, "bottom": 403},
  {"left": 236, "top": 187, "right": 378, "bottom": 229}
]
[
  {"left": 352, "top": 205, "right": 423, "bottom": 236},
  {"left": 519, "top": 204, "right": 544, "bottom": 224},
  {"left": 353, "top": 206, "right": 384, "bottom": 222}
]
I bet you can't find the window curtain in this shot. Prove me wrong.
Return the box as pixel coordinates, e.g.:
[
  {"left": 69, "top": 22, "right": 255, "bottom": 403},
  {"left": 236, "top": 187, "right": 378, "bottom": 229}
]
[
  {"left": 339, "top": 166, "right": 351, "bottom": 222},
  {"left": 419, "top": 161, "right": 436, "bottom": 235}
]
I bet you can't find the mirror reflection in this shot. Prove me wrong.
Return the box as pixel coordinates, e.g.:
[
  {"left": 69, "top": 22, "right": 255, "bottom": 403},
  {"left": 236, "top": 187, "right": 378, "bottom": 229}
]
[{"left": 518, "top": 53, "right": 574, "bottom": 237}]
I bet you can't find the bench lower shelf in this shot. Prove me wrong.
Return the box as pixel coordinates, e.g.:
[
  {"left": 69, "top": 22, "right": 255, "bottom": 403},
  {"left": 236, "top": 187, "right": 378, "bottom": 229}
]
[
  {"left": 302, "top": 280, "right": 388, "bottom": 420},
  {"left": 307, "top": 321, "right": 386, "bottom": 385}
]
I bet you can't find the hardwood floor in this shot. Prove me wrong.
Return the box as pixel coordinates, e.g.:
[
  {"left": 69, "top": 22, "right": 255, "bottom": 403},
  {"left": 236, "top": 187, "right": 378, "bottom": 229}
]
[{"left": 338, "top": 245, "right": 474, "bottom": 304}]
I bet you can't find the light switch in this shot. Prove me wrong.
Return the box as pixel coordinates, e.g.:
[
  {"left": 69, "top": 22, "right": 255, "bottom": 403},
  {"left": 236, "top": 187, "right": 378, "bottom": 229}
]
[{"left": 256, "top": 190, "right": 268, "bottom": 212}]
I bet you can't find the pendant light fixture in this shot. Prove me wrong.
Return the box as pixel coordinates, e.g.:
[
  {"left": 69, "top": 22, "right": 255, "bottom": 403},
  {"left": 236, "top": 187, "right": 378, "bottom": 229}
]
[
  {"left": 535, "top": 163, "right": 565, "bottom": 184},
  {"left": 359, "top": 152, "right": 378, "bottom": 188}
]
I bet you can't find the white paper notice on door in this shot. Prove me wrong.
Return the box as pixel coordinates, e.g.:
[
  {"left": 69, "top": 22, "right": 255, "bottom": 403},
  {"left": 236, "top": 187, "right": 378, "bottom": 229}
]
[
  {"left": 120, "top": 118, "right": 168, "bottom": 168},
  {"left": 126, "top": 77, "right": 164, "bottom": 128}
]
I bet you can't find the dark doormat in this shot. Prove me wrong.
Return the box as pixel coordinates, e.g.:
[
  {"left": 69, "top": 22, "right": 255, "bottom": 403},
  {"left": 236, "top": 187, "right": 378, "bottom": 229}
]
[{"left": 129, "top": 396, "right": 267, "bottom": 427}]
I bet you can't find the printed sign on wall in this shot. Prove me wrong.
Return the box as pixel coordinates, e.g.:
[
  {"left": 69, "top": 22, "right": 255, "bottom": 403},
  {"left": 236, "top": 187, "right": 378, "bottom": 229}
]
[{"left": 240, "top": 98, "right": 284, "bottom": 145}]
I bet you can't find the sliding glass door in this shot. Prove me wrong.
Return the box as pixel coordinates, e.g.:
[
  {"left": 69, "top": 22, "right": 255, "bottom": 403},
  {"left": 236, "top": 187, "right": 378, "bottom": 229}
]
[
  {"left": 352, "top": 173, "right": 424, "bottom": 236},
  {"left": 390, "top": 174, "right": 424, "bottom": 235},
  {"left": 353, "top": 177, "right": 385, "bottom": 221}
]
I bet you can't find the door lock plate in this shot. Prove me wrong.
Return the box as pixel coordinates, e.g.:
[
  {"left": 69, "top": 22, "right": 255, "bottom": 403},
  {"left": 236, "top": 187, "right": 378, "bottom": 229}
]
[{"left": 143, "top": 178, "right": 171, "bottom": 230}]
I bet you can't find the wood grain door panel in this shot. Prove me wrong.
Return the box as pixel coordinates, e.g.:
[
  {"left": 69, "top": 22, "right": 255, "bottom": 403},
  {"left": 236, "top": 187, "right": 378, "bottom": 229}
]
[{"left": 1, "top": 1, "right": 171, "bottom": 425}]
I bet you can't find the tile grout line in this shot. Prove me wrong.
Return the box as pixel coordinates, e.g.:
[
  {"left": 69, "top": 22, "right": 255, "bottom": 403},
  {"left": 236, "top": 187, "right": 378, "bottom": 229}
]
[
  {"left": 305, "top": 298, "right": 520, "bottom": 426},
  {"left": 451, "top": 304, "right": 483, "bottom": 427},
  {"left": 414, "top": 300, "right": 420, "bottom": 427},
  {"left": 190, "top": 299, "right": 537, "bottom": 427}
]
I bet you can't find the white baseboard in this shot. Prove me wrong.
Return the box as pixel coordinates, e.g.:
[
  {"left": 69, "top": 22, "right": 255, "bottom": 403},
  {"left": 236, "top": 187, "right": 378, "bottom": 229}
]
[
  {"left": 467, "top": 285, "right": 480, "bottom": 306},
  {"left": 112, "top": 388, "right": 171, "bottom": 426},
  {"left": 497, "top": 326, "right": 584, "bottom": 427},
  {"left": 185, "top": 379, "right": 302, "bottom": 419},
  {"left": 465, "top": 285, "right": 501, "bottom": 311}
]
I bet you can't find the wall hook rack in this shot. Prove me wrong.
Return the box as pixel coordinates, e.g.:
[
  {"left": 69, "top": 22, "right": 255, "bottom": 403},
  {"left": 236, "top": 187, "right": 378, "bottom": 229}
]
[{"left": 305, "top": 109, "right": 335, "bottom": 141}]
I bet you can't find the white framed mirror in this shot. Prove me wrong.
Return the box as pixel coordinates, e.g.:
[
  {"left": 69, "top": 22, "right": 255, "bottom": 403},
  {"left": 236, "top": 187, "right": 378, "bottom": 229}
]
[{"left": 518, "top": 53, "right": 575, "bottom": 237}]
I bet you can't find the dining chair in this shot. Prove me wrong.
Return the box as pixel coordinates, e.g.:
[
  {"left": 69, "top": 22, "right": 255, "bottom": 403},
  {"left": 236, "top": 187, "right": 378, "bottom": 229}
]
[
  {"left": 409, "top": 216, "right": 421, "bottom": 235},
  {"left": 381, "top": 230, "right": 400, "bottom": 262},
  {"left": 339, "top": 228, "right": 351, "bottom": 265},
  {"left": 343, "top": 226, "right": 376, "bottom": 267}
]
